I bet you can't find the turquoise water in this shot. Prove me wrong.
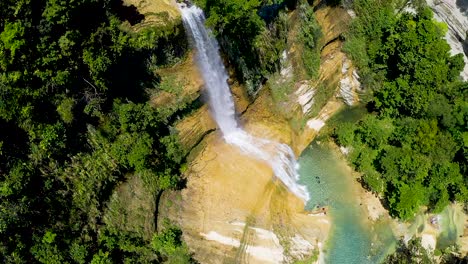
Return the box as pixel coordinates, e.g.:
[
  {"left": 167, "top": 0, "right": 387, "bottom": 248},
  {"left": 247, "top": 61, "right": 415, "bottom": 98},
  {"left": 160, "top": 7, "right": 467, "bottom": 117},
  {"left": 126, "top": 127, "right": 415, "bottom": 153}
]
[
  {"left": 298, "top": 142, "right": 395, "bottom": 264},
  {"left": 437, "top": 206, "right": 466, "bottom": 249}
]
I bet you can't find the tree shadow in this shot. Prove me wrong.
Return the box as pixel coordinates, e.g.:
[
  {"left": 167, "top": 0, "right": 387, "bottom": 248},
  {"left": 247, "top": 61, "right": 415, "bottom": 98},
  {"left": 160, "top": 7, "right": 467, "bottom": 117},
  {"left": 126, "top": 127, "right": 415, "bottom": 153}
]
[
  {"left": 104, "top": 23, "right": 188, "bottom": 105},
  {"left": 259, "top": 3, "right": 286, "bottom": 24},
  {"left": 258, "top": 0, "right": 299, "bottom": 24},
  {"left": 111, "top": 0, "right": 145, "bottom": 25},
  {"left": 105, "top": 50, "right": 154, "bottom": 103},
  {"left": 0, "top": 119, "right": 29, "bottom": 171},
  {"left": 312, "top": 0, "right": 341, "bottom": 12}
]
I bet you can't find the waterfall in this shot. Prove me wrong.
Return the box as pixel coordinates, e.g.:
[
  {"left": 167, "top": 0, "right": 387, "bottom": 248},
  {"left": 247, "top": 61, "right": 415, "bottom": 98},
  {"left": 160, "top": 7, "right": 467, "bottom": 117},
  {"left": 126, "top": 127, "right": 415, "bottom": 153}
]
[{"left": 180, "top": 4, "right": 310, "bottom": 203}]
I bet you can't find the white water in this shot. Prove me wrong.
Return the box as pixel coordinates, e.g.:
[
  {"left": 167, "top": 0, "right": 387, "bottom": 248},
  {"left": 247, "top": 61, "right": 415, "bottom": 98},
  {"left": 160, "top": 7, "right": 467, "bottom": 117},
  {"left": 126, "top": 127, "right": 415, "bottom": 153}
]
[{"left": 180, "top": 5, "right": 310, "bottom": 202}]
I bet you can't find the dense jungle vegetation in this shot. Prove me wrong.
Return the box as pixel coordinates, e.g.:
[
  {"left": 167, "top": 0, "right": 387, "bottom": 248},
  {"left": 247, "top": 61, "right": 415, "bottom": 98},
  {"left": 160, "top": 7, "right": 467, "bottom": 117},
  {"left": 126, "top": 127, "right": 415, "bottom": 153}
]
[
  {"left": 384, "top": 237, "right": 466, "bottom": 263},
  {"left": 194, "top": 0, "right": 320, "bottom": 94},
  {"left": 0, "top": 0, "right": 194, "bottom": 263},
  {"left": 1, "top": 0, "right": 467, "bottom": 262},
  {"left": 200, "top": 0, "right": 468, "bottom": 222},
  {"left": 0, "top": 0, "right": 315, "bottom": 262},
  {"left": 335, "top": 0, "right": 468, "bottom": 220}
]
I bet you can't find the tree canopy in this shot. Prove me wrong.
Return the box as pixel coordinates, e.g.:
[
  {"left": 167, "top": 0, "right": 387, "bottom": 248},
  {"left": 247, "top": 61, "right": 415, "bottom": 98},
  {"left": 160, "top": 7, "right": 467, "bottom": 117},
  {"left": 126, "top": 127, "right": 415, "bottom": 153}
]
[
  {"left": 0, "top": 0, "right": 193, "bottom": 263},
  {"left": 337, "top": 0, "right": 468, "bottom": 220}
]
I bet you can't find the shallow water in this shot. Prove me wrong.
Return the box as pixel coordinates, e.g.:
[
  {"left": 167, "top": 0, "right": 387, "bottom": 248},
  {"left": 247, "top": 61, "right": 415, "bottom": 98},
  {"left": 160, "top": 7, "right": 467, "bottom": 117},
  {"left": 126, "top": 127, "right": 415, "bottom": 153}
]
[
  {"left": 437, "top": 205, "right": 466, "bottom": 249},
  {"left": 298, "top": 142, "right": 396, "bottom": 264}
]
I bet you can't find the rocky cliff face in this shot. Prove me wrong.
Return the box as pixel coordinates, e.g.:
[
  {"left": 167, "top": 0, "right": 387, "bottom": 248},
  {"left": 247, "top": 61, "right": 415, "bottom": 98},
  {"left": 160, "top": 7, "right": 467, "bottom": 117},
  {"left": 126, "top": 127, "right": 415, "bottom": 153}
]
[
  {"left": 157, "top": 4, "right": 366, "bottom": 263},
  {"left": 283, "top": 5, "right": 360, "bottom": 154},
  {"left": 154, "top": 2, "right": 468, "bottom": 262},
  {"left": 107, "top": 1, "right": 366, "bottom": 262},
  {"left": 427, "top": 0, "right": 468, "bottom": 80}
]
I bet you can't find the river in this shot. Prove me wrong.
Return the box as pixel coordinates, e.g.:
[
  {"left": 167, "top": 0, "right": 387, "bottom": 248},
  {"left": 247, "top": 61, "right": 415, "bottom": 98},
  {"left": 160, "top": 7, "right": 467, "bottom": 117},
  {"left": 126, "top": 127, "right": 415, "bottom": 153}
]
[{"left": 298, "top": 141, "right": 396, "bottom": 263}]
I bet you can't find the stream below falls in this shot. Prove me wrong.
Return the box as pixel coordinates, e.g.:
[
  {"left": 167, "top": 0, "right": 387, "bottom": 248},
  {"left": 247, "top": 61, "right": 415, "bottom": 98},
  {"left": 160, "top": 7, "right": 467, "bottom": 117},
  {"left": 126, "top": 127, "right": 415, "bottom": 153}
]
[{"left": 298, "top": 142, "right": 396, "bottom": 263}]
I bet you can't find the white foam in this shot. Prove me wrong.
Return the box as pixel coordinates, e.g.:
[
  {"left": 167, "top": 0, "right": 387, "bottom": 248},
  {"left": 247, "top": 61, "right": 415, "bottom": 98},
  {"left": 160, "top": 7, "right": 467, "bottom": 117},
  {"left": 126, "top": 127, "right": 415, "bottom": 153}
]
[{"left": 224, "top": 130, "right": 310, "bottom": 201}]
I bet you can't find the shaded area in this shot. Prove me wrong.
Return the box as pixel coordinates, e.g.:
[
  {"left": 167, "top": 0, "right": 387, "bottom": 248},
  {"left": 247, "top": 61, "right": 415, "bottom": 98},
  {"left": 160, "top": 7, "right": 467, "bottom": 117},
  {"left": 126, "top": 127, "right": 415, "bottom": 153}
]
[
  {"left": 111, "top": 0, "right": 145, "bottom": 25},
  {"left": 0, "top": 120, "right": 29, "bottom": 172},
  {"left": 456, "top": 0, "right": 468, "bottom": 13},
  {"left": 0, "top": 0, "right": 193, "bottom": 262}
]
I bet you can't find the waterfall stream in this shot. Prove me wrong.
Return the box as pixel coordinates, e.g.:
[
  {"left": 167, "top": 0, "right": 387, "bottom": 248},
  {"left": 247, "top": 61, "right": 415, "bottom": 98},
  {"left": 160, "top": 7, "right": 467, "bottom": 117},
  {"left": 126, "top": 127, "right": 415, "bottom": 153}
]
[{"left": 180, "top": 4, "right": 310, "bottom": 202}]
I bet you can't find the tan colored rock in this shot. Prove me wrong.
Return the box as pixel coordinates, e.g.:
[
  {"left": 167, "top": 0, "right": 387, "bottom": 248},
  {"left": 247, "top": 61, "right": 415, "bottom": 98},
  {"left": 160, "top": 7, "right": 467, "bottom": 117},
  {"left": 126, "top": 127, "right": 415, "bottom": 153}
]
[
  {"left": 241, "top": 90, "right": 294, "bottom": 146},
  {"left": 314, "top": 6, "right": 350, "bottom": 47},
  {"left": 122, "top": 0, "right": 180, "bottom": 26},
  {"left": 175, "top": 105, "right": 216, "bottom": 153},
  {"left": 159, "top": 5, "right": 359, "bottom": 263},
  {"left": 163, "top": 78, "right": 332, "bottom": 264},
  {"left": 290, "top": 40, "right": 346, "bottom": 154},
  {"left": 164, "top": 124, "right": 329, "bottom": 263},
  {"left": 152, "top": 52, "right": 204, "bottom": 105},
  {"left": 338, "top": 55, "right": 361, "bottom": 106},
  {"left": 231, "top": 83, "right": 251, "bottom": 114}
]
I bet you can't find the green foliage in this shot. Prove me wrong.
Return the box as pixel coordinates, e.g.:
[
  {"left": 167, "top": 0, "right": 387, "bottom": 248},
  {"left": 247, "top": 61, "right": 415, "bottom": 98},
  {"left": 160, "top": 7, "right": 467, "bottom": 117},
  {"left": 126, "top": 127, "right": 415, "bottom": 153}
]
[
  {"left": 69, "top": 242, "right": 88, "bottom": 264},
  {"left": 336, "top": 1, "right": 468, "bottom": 220},
  {"left": 389, "top": 182, "right": 426, "bottom": 220},
  {"left": 384, "top": 237, "right": 435, "bottom": 264},
  {"left": 335, "top": 115, "right": 467, "bottom": 219},
  {"left": 384, "top": 237, "right": 468, "bottom": 264},
  {"left": 90, "top": 251, "right": 112, "bottom": 264},
  {"left": 0, "top": 21, "right": 25, "bottom": 62},
  {"left": 298, "top": 3, "right": 321, "bottom": 79},
  {"left": 42, "top": 231, "right": 57, "bottom": 244},
  {"left": 204, "top": 0, "right": 293, "bottom": 94},
  {"left": 152, "top": 226, "right": 182, "bottom": 255},
  {"left": 254, "top": 26, "right": 284, "bottom": 74},
  {"left": 56, "top": 97, "right": 75, "bottom": 124},
  {"left": 158, "top": 75, "right": 183, "bottom": 94},
  {"left": 268, "top": 74, "right": 295, "bottom": 104},
  {"left": 150, "top": 222, "right": 193, "bottom": 263},
  {"left": 342, "top": 0, "right": 395, "bottom": 79},
  {"left": 0, "top": 0, "right": 192, "bottom": 263},
  {"left": 335, "top": 122, "right": 356, "bottom": 146},
  {"left": 30, "top": 232, "right": 65, "bottom": 264},
  {"left": 342, "top": 37, "right": 369, "bottom": 71},
  {"left": 161, "top": 134, "right": 185, "bottom": 164},
  {"left": 206, "top": 0, "right": 263, "bottom": 36},
  {"left": 372, "top": 11, "right": 462, "bottom": 117}
]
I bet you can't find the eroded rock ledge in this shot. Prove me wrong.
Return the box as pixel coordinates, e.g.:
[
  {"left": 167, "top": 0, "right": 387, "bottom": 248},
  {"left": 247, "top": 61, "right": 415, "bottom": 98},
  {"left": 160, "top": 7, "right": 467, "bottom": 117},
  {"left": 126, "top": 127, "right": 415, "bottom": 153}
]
[{"left": 157, "top": 3, "right": 362, "bottom": 263}]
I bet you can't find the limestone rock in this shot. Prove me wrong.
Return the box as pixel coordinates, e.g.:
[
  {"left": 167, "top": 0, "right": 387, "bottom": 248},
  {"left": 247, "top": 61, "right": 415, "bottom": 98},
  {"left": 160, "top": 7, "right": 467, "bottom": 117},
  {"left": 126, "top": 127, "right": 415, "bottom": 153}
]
[
  {"left": 427, "top": 0, "right": 468, "bottom": 80},
  {"left": 122, "top": 0, "right": 180, "bottom": 26},
  {"left": 338, "top": 56, "right": 361, "bottom": 106}
]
